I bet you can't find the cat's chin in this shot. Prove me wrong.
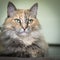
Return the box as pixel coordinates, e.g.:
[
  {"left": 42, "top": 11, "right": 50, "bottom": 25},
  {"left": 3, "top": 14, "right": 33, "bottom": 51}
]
[
  {"left": 19, "top": 32, "right": 29, "bottom": 36},
  {"left": 21, "top": 32, "right": 27, "bottom": 35}
]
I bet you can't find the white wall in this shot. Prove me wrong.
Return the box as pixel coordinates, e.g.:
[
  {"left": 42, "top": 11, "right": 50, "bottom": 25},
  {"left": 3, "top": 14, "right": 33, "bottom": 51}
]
[{"left": 0, "top": 0, "right": 60, "bottom": 44}]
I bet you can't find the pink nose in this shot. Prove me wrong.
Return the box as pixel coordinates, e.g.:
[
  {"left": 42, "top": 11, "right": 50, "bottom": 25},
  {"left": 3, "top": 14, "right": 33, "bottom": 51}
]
[
  {"left": 22, "top": 27, "right": 27, "bottom": 31},
  {"left": 22, "top": 24, "right": 27, "bottom": 31}
]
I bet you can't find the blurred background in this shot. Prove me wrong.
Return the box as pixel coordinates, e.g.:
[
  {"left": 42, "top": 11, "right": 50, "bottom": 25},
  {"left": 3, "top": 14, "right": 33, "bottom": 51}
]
[{"left": 0, "top": 0, "right": 60, "bottom": 57}]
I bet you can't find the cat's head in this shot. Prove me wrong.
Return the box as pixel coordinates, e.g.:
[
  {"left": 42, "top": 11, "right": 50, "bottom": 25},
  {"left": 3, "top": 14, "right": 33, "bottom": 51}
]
[{"left": 3, "top": 2, "right": 40, "bottom": 36}]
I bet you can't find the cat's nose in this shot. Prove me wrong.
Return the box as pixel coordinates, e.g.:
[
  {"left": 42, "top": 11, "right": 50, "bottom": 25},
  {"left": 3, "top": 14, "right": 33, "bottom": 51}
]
[
  {"left": 23, "top": 27, "right": 26, "bottom": 31},
  {"left": 22, "top": 26, "right": 27, "bottom": 31},
  {"left": 22, "top": 24, "right": 28, "bottom": 31}
]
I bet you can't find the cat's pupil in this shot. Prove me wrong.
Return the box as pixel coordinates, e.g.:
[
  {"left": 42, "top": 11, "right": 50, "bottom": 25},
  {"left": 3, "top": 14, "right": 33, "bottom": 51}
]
[
  {"left": 28, "top": 19, "right": 33, "bottom": 23},
  {"left": 14, "top": 19, "right": 21, "bottom": 24}
]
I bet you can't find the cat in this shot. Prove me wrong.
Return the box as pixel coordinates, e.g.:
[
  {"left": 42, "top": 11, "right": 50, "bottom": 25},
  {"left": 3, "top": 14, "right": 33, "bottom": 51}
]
[{"left": 0, "top": 2, "right": 48, "bottom": 57}]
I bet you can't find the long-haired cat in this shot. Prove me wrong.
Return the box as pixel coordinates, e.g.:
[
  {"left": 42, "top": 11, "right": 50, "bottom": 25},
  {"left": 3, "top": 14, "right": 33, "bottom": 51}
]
[{"left": 0, "top": 2, "right": 48, "bottom": 57}]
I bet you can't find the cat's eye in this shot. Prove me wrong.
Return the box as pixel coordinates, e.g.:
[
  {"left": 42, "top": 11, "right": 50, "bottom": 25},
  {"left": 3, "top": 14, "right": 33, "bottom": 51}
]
[
  {"left": 28, "top": 19, "right": 33, "bottom": 23},
  {"left": 14, "top": 19, "right": 21, "bottom": 24}
]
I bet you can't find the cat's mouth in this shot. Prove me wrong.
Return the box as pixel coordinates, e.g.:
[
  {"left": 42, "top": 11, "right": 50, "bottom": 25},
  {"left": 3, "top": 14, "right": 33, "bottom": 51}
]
[{"left": 15, "top": 28, "right": 30, "bottom": 36}]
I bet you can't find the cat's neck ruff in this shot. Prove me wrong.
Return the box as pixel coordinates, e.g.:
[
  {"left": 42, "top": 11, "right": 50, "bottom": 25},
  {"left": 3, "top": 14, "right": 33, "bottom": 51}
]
[{"left": 3, "top": 29, "right": 41, "bottom": 46}]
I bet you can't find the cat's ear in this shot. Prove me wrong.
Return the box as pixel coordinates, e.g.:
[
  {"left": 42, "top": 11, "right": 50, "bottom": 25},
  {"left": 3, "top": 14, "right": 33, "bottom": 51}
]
[
  {"left": 30, "top": 3, "right": 38, "bottom": 18},
  {"left": 7, "top": 1, "right": 16, "bottom": 17}
]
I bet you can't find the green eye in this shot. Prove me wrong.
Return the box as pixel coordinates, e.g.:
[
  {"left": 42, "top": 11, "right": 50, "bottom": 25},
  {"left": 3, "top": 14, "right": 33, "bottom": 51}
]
[
  {"left": 28, "top": 19, "right": 33, "bottom": 23},
  {"left": 14, "top": 19, "right": 21, "bottom": 23}
]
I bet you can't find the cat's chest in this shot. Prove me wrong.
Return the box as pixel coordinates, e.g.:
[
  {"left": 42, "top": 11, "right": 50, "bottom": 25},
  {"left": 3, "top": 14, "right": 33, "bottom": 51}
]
[{"left": 19, "top": 36, "right": 36, "bottom": 46}]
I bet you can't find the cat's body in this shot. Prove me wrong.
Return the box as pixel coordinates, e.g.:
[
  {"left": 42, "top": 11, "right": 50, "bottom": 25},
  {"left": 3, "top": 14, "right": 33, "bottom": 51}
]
[{"left": 0, "top": 2, "right": 48, "bottom": 57}]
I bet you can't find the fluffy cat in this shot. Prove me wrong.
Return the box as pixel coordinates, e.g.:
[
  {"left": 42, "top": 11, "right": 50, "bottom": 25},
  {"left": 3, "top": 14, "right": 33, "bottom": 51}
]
[{"left": 0, "top": 2, "right": 48, "bottom": 57}]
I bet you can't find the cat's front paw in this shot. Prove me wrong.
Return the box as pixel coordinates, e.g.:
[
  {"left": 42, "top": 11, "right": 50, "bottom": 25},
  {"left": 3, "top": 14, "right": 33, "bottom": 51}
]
[{"left": 26, "top": 44, "right": 45, "bottom": 57}]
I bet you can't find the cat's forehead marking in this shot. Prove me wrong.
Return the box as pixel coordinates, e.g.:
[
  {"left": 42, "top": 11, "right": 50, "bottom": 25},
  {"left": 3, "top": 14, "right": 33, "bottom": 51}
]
[{"left": 16, "top": 9, "right": 29, "bottom": 22}]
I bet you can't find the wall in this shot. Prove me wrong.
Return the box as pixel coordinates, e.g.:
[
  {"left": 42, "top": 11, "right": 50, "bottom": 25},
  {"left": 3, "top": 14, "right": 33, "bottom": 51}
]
[{"left": 0, "top": 0, "right": 60, "bottom": 44}]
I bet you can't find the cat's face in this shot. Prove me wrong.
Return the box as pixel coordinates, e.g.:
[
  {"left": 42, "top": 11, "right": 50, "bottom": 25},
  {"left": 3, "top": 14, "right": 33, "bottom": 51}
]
[{"left": 3, "top": 2, "right": 40, "bottom": 36}]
